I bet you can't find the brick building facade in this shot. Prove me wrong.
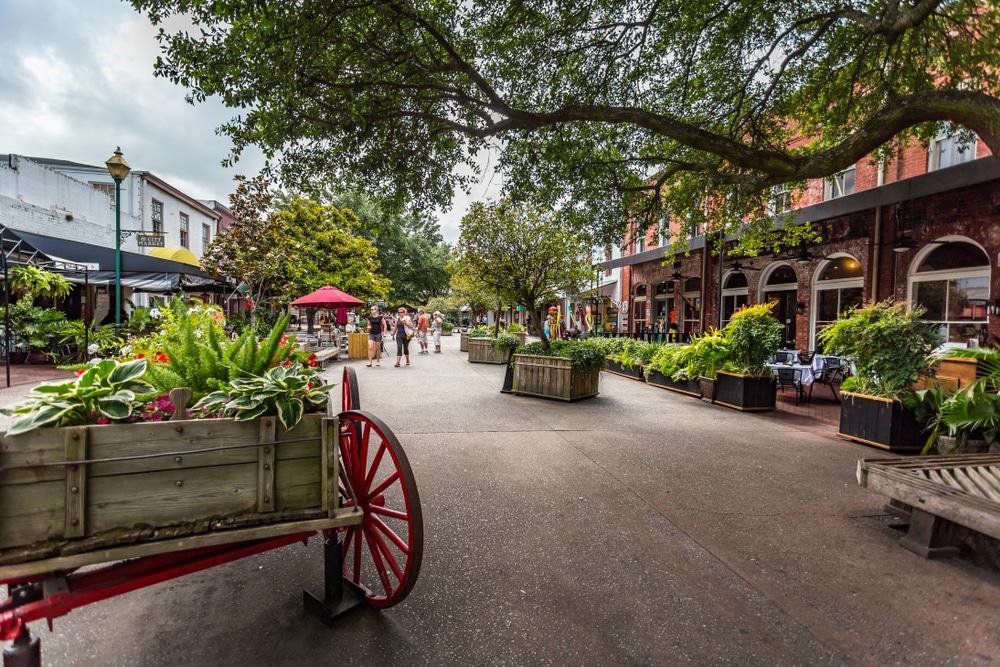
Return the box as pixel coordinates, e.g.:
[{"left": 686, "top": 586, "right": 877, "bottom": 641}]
[{"left": 602, "top": 138, "right": 1000, "bottom": 352}]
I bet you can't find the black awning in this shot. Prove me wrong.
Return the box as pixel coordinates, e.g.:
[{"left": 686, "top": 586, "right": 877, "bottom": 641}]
[{"left": 10, "top": 229, "right": 217, "bottom": 277}]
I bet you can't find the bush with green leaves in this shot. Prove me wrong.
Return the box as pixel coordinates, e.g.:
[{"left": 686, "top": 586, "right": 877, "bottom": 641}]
[
  {"left": 646, "top": 344, "right": 684, "bottom": 378},
  {"left": 442, "top": 321, "right": 455, "bottom": 332},
  {"left": 818, "top": 300, "right": 941, "bottom": 399},
  {"left": 1, "top": 358, "right": 155, "bottom": 435},
  {"left": 506, "top": 322, "right": 526, "bottom": 333},
  {"left": 59, "top": 320, "right": 118, "bottom": 361},
  {"left": 194, "top": 362, "right": 332, "bottom": 429},
  {"left": 468, "top": 326, "right": 491, "bottom": 338},
  {"left": 491, "top": 333, "right": 521, "bottom": 352},
  {"left": 516, "top": 339, "right": 606, "bottom": 372},
  {"left": 139, "top": 298, "right": 296, "bottom": 398},
  {"left": 9, "top": 266, "right": 72, "bottom": 300},
  {"left": 682, "top": 330, "right": 729, "bottom": 379},
  {"left": 720, "top": 303, "right": 783, "bottom": 376}
]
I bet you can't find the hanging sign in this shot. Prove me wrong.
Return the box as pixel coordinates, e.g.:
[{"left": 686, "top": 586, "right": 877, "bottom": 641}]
[{"left": 137, "top": 234, "right": 165, "bottom": 248}]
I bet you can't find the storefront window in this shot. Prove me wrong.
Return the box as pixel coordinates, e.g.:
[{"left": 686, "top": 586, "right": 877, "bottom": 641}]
[
  {"left": 721, "top": 272, "right": 748, "bottom": 325},
  {"left": 813, "top": 256, "right": 864, "bottom": 350},
  {"left": 682, "top": 278, "right": 701, "bottom": 335},
  {"left": 910, "top": 241, "right": 989, "bottom": 344}
]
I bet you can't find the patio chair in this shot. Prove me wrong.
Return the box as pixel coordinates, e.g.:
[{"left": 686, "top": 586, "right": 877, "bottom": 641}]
[
  {"left": 773, "top": 367, "right": 806, "bottom": 404},
  {"left": 810, "top": 357, "right": 846, "bottom": 402},
  {"left": 798, "top": 350, "right": 815, "bottom": 365},
  {"left": 769, "top": 350, "right": 797, "bottom": 365}
]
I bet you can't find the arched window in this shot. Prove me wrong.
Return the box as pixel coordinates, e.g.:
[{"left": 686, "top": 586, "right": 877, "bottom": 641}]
[
  {"left": 682, "top": 278, "right": 701, "bottom": 335},
  {"left": 653, "top": 281, "right": 675, "bottom": 332},
  {"left": 761, "top": 263, "right": 799, "bottom": 349},
  {"left": 631, "top": 284, "right": 648, "bottom": 333},
  {"left": 812, "top": 256, "right": 864, "bottom": 350},
  {"left": 721, "top": 272, "right": 749, "bottom": 326},
  {"left": 909, "top": 240, "right": 989, "bottom": 344}
]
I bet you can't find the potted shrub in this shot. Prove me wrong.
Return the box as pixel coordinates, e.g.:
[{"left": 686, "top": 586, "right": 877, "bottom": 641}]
[
  {"left": 511, "top": 340, "right": 604, "bottom": 401},
  {"left": 682, "top": 330, "right": 729, "bottom": 402},
  {"left": 506, "top": 322, "right": 528, "bottom": 345},
  {"left": 819, "top": 300, "right": 941, "bottom": 452},
  {"left": 913, "top": 348, "right": 1000, "bottom": 454},
  {"left": 467, "top": 328, "right": 510, "bottom": 364},
  {"left": 713, "top": 303, "right": 782, "bottom": 411},
  {"left": 461, "top": 325, "right": 489, "bottom": 352},
  {"left": 603, "top": 338, "right": 650, "bottom": 380},
  {"left": 441, "top": 321, "right": 455, "bottom": 336},
  {"left": 645, "top": 344, "right": 702, "bottom": 397}
]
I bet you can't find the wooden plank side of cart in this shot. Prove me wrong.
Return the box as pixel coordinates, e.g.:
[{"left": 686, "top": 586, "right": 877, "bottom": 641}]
[
  {"left": 0, "top": 508, "right": 362, "bottom": 581},
  {"left": 857, "top": 455, "right": 1000, "bottom": 541}
]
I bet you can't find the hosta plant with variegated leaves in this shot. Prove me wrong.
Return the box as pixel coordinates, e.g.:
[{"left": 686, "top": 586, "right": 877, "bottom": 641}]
[
  {"left": 193, "top": 362, "right": 332, "bottom": 430},
  {"left": 1, "top": 358, "right": 155, "bottom": 435}
]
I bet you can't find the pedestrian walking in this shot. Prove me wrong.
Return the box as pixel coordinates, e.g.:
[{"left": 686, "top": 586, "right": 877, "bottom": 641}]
[
  {"left": 392, "top": 307, "right": 414, "bottom": 367},
  {"left": 367, "top": 305, "right": 388, "bottom": 367},
  {"left": 416, "top": 308, "right": 430, "bottom": 354},
  {"left": 432, "top": 311, "right": 444, "bottom": 353}
]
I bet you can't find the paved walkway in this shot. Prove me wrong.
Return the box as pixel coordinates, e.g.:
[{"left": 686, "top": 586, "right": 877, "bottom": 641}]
[{"left": 10, "top": 336, "right": 1000, "bottom": 665}]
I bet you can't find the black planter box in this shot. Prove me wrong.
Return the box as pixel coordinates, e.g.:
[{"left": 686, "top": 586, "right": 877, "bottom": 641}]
[
  {"left": 646, "top": 370, "right": 702, "bottom": 398},
  {"left": 713, "top": 372, "right": 776, "bottom": 411},
  {"left": 604, "top": 359, "right": 645, "bottom": 381},
  {"left": 839, "top": 392, "right": 923, "bottom": 452}
]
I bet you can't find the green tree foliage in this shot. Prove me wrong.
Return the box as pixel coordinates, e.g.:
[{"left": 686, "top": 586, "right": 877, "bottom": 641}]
[
  {"left": 9, "top": 266, "right": 72, "bottom": 300},
  {"left": 133, "top": 0, "right": 1000, "bottom": 253},
  {"left": 323, "top": 191, "right": 450, "bottom": 306},
  {"left": 455, "top": 202, "right": 592, "bottom": 348},
  {"left": 270, "top": 197, "right": 389, "bottom": 305}
]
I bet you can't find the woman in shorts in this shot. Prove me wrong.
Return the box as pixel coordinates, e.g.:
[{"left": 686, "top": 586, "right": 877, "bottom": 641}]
[{"left": 367, "top": 305, "right": 388, "bottom": 367}]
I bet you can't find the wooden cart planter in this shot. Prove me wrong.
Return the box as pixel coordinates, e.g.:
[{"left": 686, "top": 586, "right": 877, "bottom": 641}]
[
  {"left": 645, "top": 370, "right": 702, "bottom": 398},
  {"left": 604, "top": 359, "right": 644, "bottom": 381},
  {"left": 857, "top": 454, "right": 1000, "bottom": 557},
  {"left": 1, "top": 370, "right": 423, "bottom": 663},
  {"left": 467, "top": 338, "right": 509, "bottom": 364},
  {"left": 713, "top": 371, "right": 776, "bottom": 412},
  {"left": 511, "top": 354, "right": 600, "bottom": 401},
  {"left": 839, "top": 391, "right": 923, "bottom": 452}
]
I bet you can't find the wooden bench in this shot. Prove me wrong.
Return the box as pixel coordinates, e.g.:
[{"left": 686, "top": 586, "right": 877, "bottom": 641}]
[
  {"left": 312, "top": 346, "right": 340, "bottom": 367},
  {"left": 857, "top": 454, "right": 1000, "bottom": 558}
]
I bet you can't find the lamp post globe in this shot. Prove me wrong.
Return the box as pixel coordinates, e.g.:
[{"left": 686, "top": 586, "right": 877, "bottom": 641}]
[{"left": 105, "top": 147, "right": 131, "bottom": 336}]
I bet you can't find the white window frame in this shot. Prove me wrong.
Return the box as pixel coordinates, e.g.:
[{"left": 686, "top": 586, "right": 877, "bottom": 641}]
[
  {"left": 928, "top": 131, "right": 977, "bottom": 172},
  {"left": 907, "top": 238, "right": 990, "bottom": 345},
  {"left": 824, "top": 166, "right": 855, "bottom": 200},
  {"left": 809, "top": 255, "right": 864, "bottom": 350},
  {"left": 770, "top": 184, "right": 792, "bottom": 216},
  {"left": 179, "top": 212, "right": 190, "bottom": 248},
  {"left": 720, "top": 270, "right": 749, "bottom": 327}
]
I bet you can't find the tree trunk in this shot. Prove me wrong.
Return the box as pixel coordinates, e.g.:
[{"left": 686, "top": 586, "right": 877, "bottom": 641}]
[
  {"left": 493, "top": 299, "right": 504, "bottom": 336},
  {"left": 306, "top": 308, "right": 316, "bottom": 334},
  {"left": 530, "top": 303, "right": 549, "bottom": 350}
]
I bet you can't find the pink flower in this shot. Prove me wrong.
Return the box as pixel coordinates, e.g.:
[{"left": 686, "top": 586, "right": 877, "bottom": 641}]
[
  {"left": 96, "top": 417, "right": 110, "bottom": 425},
  {"left": 75, "top": 369, "right": 86, "bottom": 377}
]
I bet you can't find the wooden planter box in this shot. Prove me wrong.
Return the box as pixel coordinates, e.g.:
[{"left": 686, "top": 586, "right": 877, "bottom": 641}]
[
  {"left": 347, "top": 332, "right": 369, "bottom": 359},
  {"left": 604, "top": 359, "right": 644, "bottom": 381},
  {"left": 512, "top": 354, "right": 600, "bottom": 401},
  {"left": 713, "top": 371, "right": 776, "bottom": 411},
  {"left": 0, "top": 411, "right": 352, "bottom": 570},
  {"left": 467, "top": 338, "right": 509, "bottom": 364},
  {"left": 839, "top": 392, "right": 923, "bottom": 452},
  {"left": 441, "top": 329, "right": 454, "bottom": 336},
  {"left": 646, "top": 370, "right": 702, "bottom": 398},
  {"left": 460, "top": 332, "right": 470, "bottom": 351}
]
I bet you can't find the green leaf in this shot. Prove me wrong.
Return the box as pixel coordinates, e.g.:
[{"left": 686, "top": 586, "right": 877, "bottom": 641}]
[
  {"left": 277, "top": 398, "right": 304, "bottom": 430},
  {"left": 109, "top": 359, "right": 148, "bottom": 385},
  {"left": 102, "top": 390, "right": 136, "bottom": 403},
  {"left": 98, "top": 400, "right": 131, "bottom": 420},
  {"left": 234, "top": 404, "right": 268, "bottom": 421},
  {"left": 32, "top": 380, "right": 77, "bottom": 394},
  {"left": 7, "top": 414, "right": 43, "bottom": 436}
]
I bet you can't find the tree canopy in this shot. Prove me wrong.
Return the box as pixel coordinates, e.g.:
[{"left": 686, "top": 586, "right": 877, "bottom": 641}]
[
  {"left": 133, "top": 0, "right": 1000, "bottom": 251},
  {"left": 455, "top": 202, "right": 592, "bottom": 347}
]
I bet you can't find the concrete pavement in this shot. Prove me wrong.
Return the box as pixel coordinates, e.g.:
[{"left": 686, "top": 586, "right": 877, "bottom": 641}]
[{"left": 9, "top": 335, "right": 1000, "bottom": 665}]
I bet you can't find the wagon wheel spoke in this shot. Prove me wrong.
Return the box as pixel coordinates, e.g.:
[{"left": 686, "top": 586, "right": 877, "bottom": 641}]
[{"left": 336, "top": 410, "right": 423, "bottom": 608}]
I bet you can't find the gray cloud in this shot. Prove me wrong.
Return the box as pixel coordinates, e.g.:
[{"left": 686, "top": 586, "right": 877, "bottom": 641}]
[{"left": 0, "top": 0, "right": 501, "bottom": 242}]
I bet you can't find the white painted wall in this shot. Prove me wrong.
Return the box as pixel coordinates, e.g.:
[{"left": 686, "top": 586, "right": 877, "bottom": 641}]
[
  {"left": 0, "top": 156, "right": 140, "bottom": 251},
  {"left": 142, "top": 180, "right": 215, "bottom": 259}
]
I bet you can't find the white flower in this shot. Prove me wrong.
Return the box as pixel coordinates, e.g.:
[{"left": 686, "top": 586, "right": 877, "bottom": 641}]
[
  {"left": 121, "top": 345, "right": 132, "bottom": 355},
  {"left": 87, "top": 343, "right": 100, "bottom": 354},
  {"left": 149, "top": 308, "right": 162, "bottom": 319}
]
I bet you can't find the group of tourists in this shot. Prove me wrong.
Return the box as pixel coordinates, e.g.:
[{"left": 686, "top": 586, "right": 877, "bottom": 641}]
[{"left": 366, "top": 306, "right": 445, "bottom": 367}]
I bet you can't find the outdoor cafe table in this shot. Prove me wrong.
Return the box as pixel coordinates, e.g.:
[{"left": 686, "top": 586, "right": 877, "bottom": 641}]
[{"left": 766, "top": 362, "right": 816, "bottom": 386}]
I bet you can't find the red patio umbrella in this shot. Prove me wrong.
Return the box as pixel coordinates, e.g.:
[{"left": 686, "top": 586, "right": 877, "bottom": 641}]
[
  {"left": 291, "top": 285, "right": 364, "bottom": 308},
  {"left": 291, "top": 286, "right": 365, "bottom": 333}
]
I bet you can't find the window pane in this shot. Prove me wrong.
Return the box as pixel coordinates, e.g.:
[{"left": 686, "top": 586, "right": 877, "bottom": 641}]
[
  {"left": 914, "top": 280, "right": 947, "bottom": 320},
  {"left": 818, "top": 257, "right": 863, "bottom": 281},
  {"left": 842, "top": 168, "right": 855, "bottom": 195},
  {"left": 948, "top": 322, "right": 987, "bottom": 344},
  {"left": 817, "top": 289, "right": 839, "bottom": 322},
  {"left": 766, "top": 265, "right": 797, "bottom": 285},
  {"left": 916, "top": 242, "right": 989, "bottom": 272},
  {"left": 840, "top": 287, "right": 863, "bottom": 313},
  {"left": 947, "top": 276, "right": 989, "bottom": 321},
  {"left": 723, "top": 272, "right": 748, "bottom": 289}
]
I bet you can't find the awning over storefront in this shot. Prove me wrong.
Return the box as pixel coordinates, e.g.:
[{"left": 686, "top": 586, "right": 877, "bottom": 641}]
[
  {"left": 0, "top": 227, "right": 222, "bottom": 291},
  {"left": 582, "top": 279, "right": 617, "bottom": 298}
]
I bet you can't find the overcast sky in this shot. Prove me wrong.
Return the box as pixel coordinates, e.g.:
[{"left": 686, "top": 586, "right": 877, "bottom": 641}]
[{"left": 0, "top": 0, "right": 498, "bottom": 242}]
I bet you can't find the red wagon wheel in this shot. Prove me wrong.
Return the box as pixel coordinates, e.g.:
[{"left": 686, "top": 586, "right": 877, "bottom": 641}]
[
  {"left": 342, "top": 366, "right": 360, "bottom": 412},
  {"left": 337, "top": 410, "right": 423, "bottom": 608}
]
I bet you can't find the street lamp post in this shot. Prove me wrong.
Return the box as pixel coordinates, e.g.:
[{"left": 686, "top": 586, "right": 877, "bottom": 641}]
[{"left": 105, "top": 147, "right": 131, "bottom": 337}]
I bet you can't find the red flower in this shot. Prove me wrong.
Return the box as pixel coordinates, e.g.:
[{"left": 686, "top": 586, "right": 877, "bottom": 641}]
[
  {"left": 279, "top": 335, "right": 288, "bottom": 346},
  {"left": 308, "top": 353, "right": 317, "bottom": 367},
  {"left": 75, "top": 368, "right": 86, "bottom": 377},
  {"left": 281, "top": 360, "right": 293, "bottom": 368},
  {"left": 96, "top": 417, "right": 110, "bottom": 425},
  {"left": 135, "top": 353, "right": 145, "bottom": 359},
  {"left": 154, "top": 352, "right": 169, "bottom": 363}
]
